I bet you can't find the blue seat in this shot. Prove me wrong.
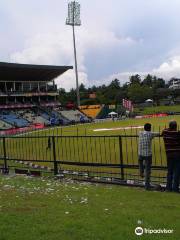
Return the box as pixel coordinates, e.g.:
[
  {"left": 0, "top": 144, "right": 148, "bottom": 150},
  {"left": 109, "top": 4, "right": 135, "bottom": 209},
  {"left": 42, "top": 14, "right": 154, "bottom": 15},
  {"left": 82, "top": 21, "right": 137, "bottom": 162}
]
[{"left": 0, "top": 112, "right": 30, "bottom": 127}]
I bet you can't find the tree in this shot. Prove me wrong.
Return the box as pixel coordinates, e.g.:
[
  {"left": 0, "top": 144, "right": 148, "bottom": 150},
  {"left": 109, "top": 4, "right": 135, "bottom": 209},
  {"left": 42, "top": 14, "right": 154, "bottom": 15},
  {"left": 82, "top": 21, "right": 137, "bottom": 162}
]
[
  {"left": 129, "top": 74, "right": 141, "bottom": 85},
  {"left": 91, "top": 85, "right": 97, "bottom": 92},
  {"left": 58, "top": 88, "right": 67, "bottom": 105},
  {"left": 102, "top": 79, "right": 122, "bottom": 104},
  {"left": 142, "top": 74, "right": 153, "bottom": 86},
  {"left": 109, "top": 79, "right": 120, "bottom": 89},
  {"left": 127, "top": 83, "right": 153, "bottom": 103},
  {"left": 152, "top": 76, "right": 165, "bottom": 89},
  {"left": 67, "top": 88, "right": 77, "bottom": 104},
  {"left": 168, "top": 88, "right": 180, "bottom": 102},
  {"left": 57, "top": 74, "right": 170, "bottom": 106},
  {"left": 79, "top": 83, "right": 86, "bottom": 92},
  {"left": 153, "top": 88, "right": 171, "bottom": 105}
]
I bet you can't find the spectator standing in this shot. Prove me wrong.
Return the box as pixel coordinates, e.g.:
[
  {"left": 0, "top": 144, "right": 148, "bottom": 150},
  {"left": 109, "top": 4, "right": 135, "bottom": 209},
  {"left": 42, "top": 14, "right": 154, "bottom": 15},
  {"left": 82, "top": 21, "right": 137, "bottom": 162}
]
[
  {"left": 162, "top": 121, "right": 180, "bottom": 192},
  {"left": 138, "top": 123, "right": 159, "bottom": 190},
  {"left": 46, "top": 136, "right": 51, "bottom": 150}
]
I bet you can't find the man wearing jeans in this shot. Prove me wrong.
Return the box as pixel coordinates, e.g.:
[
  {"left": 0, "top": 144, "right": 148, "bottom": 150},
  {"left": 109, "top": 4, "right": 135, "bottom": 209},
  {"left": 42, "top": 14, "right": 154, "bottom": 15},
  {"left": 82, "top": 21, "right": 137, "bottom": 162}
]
[
  {"left": 138, "top": 123, "right": 159, "bottom": 190},
  {"left": 162, "top": 120, "right": 180, "bottom": 192}
]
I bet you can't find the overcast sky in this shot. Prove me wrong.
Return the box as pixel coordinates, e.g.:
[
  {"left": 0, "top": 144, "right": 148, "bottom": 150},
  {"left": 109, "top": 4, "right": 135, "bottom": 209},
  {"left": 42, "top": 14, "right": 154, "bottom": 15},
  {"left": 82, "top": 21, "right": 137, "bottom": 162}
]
[{"left": 1, "top": 0, "right": 180, "bottom": 90}]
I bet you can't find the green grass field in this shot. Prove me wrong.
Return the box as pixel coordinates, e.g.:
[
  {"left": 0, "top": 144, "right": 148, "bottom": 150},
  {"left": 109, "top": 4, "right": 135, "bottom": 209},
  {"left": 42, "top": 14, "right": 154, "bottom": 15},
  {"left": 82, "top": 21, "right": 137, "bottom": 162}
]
[
  {"left": 27, "top": 114, "right": 180, "bottom": 136},
  {"left": 1, "top": 115, "right": 180, "bottom": 182},
  {"left": 135, "top": 105, "right": 180, "bottom": 115},
  {"left": 0, "top": 175, "right": 180, "bottom": 240}
]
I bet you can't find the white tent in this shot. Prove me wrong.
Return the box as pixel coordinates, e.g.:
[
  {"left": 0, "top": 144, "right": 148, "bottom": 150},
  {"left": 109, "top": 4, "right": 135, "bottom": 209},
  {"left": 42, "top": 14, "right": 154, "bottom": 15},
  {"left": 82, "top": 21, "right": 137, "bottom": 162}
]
[
  {"left": 108, "top": 111, "right": 118, "bottom": 117},
  {"left": 145, "top": 99, "right": 153, "bottom": 102}
]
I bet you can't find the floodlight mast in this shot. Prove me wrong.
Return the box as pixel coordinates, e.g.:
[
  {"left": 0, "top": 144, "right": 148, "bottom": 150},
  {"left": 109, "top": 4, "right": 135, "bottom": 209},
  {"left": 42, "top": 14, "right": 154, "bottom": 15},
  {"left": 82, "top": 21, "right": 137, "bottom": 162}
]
[{"left": 66, "top": 1, "right": 81, "bottom": 107}]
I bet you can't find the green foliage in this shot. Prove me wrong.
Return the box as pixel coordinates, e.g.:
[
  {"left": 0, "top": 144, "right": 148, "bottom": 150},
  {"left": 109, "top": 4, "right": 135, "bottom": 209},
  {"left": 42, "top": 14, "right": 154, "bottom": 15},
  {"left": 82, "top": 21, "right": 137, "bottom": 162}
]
[
  {"left": 152, "top": 76, "right": 165, "bottom": 89},
  {"left": 80, "top": 98, "right": 99, "bottom": 105},
  {"left": 135, "top": 105, "right": 180, "bottom": 114},
  {"left": 129, "top": 74, "right": 141, "bottom": 85},
  {"left": 57, "top": 74, "right": 180, "bottom": 105},
  {"left": 127, "top": 83, "right": 153, "bottom": 103},
  {"left": 142, "top": 74, "right": 153, "bottom": 86}
]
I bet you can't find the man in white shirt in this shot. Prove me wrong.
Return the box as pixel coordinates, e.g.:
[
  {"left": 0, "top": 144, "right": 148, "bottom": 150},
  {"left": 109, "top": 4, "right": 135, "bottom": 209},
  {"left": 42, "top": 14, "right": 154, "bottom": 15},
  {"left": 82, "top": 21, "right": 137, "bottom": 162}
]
[{"left": 138, "top": 123, "right": 159, "bottom": 190}]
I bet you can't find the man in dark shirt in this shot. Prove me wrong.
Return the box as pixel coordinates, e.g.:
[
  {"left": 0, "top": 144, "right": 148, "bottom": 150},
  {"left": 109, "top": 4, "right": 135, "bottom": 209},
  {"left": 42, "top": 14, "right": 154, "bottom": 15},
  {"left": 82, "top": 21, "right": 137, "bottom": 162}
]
[{"left": 162, "top": 120, "right": 180, "bottom": 192}]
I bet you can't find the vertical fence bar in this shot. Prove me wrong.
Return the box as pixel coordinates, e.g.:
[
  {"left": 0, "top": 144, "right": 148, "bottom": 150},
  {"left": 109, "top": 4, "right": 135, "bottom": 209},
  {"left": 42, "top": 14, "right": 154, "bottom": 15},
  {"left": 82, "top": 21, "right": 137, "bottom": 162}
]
[
  {"left": 52, "top": 136, "right": 58, "bottom": 175},
  {"left": 85, "top": 127, "right": 87, "bottom": 136},
  {"left": 3, "top": 137, "right": 8, "bottom": 174},
  {"left": 119, "top": 136, "right": 124, "bottom": 180}
]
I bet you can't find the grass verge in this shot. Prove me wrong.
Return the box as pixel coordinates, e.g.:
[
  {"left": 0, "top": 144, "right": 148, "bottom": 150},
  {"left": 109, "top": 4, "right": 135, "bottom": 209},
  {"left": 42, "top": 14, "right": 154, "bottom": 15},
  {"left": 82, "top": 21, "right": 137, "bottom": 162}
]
[{"left": 0, "top": 175, "right": 179, "bottom": 240}]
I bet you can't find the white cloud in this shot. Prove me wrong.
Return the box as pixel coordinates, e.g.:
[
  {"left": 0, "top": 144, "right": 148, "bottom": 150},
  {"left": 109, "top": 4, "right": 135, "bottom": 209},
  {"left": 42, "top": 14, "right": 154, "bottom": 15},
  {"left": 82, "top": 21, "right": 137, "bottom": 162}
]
[
  {"left": 95, "top": 55, "right": 180, "bottom": 86},
  {"left": 10, "top": 26, "right": 138, "bottom": 90},
  {"left": 10, "top": 25, "right": 180, "bottom": 90},
  {"left": 55, "top": 69, "right": 88, "bottom": 90},
  {"left": 10, "top": 29, "right": 85, "bottom": 90},
  {"left": 152, "top": 56, "right": 180, "bottom": 79},
  {"left": 2, "top": 0, "right": 180, "bottom": 91}
]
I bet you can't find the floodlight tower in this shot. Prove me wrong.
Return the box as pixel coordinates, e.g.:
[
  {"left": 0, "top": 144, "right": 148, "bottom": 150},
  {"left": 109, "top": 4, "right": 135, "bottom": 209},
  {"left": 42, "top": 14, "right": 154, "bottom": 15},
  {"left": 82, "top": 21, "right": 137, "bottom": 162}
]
[{"left": 66, "top": 1, "right": 81, "bottom": 107}]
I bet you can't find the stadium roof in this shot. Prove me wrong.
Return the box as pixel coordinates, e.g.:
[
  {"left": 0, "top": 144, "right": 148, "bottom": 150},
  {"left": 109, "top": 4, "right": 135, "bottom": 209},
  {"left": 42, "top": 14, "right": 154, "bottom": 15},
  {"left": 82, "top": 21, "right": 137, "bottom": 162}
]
[{"left": 0, "top": 62, "right": 73, "bottom": 82}]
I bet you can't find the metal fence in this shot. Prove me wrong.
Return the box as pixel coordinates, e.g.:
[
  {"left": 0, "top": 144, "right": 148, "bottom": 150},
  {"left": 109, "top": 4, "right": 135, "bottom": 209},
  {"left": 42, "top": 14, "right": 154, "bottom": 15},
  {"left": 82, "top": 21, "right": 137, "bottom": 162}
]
[{"left": 0, "top": 134, "right": 167, "bottom": 186}]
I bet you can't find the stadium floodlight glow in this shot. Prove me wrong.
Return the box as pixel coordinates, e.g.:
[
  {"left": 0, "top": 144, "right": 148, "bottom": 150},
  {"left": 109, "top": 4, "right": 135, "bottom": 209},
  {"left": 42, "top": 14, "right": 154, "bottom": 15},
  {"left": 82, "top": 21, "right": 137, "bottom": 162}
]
[{"left": 66, "top": 1, "right": 81, "bottom": 107}]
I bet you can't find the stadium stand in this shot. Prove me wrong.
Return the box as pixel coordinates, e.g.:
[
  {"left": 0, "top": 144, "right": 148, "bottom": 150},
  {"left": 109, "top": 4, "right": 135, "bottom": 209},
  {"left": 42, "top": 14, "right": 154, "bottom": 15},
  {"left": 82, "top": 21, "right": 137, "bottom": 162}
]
[
  {"left": 96, "top": 105, "right": 114, "bottom": 119},
  {"left": 0, "top": 111, "right": 30, "bottom": 128},
  {"left": 32, "top": 115, "right": 50, "bottom": 125},
  {"left": 0, "top": 62, "right": 73, "bottom": 133},
  {"left": 0, "top": 62, "right": 92, "bottom": 135},
  {"left": 39, "top": 107, "right": 70, "bottom": 125},
  {"left": 79, "top": 105, "right": 102, "bottom": 119},
  {"left": 59, "top": 109, "right": 89, "bottom": 123},
  {"left": 0, "top": 119, "right": 12, "bottom": 130},
  {"left": 16, "top": 109, "right": 36, "bottom": 123},
  {"left": 15, "top": 109, "right": 51, "bottom": 126}
]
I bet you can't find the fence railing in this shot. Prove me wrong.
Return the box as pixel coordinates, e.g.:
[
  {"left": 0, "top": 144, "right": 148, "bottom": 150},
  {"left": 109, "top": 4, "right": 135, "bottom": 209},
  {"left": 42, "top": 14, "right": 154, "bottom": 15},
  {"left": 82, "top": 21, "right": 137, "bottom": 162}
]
[{"left": 0, "top": 135, "right": 167, "bottom": 185}]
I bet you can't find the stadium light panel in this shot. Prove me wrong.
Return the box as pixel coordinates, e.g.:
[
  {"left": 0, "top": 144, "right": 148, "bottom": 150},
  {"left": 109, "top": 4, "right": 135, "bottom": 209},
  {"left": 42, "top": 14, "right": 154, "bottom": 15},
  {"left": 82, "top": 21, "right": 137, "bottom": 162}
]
[{"left": 66, "top": 1, "right": 81, "bottom": 26}]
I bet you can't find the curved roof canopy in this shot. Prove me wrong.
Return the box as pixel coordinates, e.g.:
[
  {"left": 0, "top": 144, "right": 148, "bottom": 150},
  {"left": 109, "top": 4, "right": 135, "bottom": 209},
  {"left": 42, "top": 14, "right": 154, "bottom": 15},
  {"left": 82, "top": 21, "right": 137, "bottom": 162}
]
[{"left": 0, "top": 62, "right": 73, "bottom": 82}]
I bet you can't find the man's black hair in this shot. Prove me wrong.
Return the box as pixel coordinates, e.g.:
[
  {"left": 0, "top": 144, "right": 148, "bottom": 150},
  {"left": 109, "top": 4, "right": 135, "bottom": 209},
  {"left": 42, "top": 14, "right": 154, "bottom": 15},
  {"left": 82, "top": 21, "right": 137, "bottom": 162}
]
[
  {"left": 169, "top": 120, "right": 177, "bottom": 130},
  {"left": 144, "top": 123, "right": 151, "bottom": 131}
]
